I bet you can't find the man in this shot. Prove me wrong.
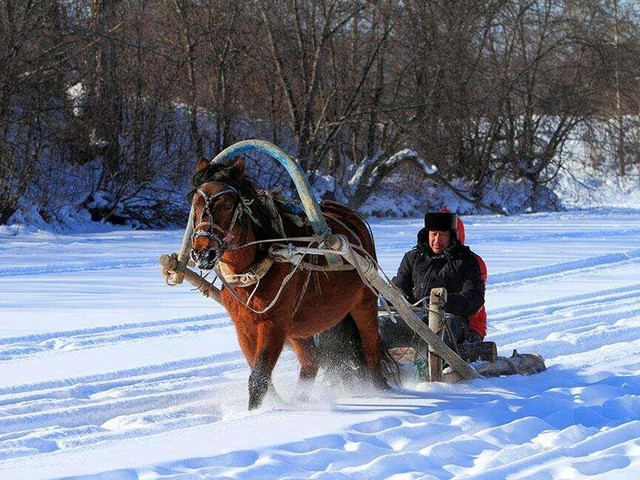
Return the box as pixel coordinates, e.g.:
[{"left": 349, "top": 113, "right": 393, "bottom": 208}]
[{"left": 381, "top": 211, "right": 486, "bottom": 358}]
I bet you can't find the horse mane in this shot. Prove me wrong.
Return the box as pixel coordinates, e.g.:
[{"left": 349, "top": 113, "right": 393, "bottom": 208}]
[{"left": 190, "top": 162, "right": 283, "bottom": 241}]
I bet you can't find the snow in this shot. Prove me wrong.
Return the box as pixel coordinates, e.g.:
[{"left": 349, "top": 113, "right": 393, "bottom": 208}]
[
  {"left": 67, "top": 83, "right": 86, "bottom": 117},
  {"left": 2, "top": 210, "right": 640, "bottom": 479}
]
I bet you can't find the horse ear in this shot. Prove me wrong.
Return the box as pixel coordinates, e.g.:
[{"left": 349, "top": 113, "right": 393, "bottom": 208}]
[
  {"left": 196, "top": 157, "right": 208, "bottom": 171},
  {"left": 230, "top": 157, "right": 246, "bottom": 180}
]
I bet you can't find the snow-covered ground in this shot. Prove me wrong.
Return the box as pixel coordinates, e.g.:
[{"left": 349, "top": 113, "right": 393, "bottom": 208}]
[{"left": 2, "top": 209, "right": 640, "bottom": 479}]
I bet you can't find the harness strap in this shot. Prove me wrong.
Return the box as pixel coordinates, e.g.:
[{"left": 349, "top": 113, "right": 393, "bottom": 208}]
[
  {"left": 216, "top": 244, "right": 357, "bottom": 288},
  {"left": 217, "top": 256, "right": 275, "bottom": 287},
  {"left": 192, "top": 184, "right": 243, "bottom": 248},
  {"left": 271, "top": 255, "right": 355, "bottom": 271}
]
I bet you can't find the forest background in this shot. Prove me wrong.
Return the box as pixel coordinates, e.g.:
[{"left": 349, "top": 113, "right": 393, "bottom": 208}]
[{"left": 2, "top": 0, "right": 640, "bottom": 229}]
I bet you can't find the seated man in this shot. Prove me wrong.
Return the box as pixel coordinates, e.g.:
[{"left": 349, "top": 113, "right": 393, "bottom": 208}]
[{"left": 380, "top": 211, "right": 486, "bottom": 359}]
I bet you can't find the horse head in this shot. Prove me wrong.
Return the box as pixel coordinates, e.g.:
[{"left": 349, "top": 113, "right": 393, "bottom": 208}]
[{"left": 189, "top": 157, "right": 248, "bottom": 270}]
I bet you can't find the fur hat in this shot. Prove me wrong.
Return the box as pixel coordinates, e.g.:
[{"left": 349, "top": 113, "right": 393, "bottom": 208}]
[{"left": 424, "top": 212, "right": 457, "bottom": 232}]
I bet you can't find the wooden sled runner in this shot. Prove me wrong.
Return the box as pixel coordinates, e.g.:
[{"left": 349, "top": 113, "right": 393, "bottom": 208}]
[
  {"left": 386, "top": 344, "right": 546, "bottom": 384},
  {"left": 443, "top": 350, "right": 547, "bottom": 384}
]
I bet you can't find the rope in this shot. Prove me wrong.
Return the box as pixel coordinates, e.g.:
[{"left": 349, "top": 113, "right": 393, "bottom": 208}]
[
  {"left": 292, "top": 270, "right": 312, "bottom": 318},
  {"left": 213, "top": 237, "right": 318, "bottom": 315},
  {"left": 226, "top": 235, "right": 324, "bottom": 251},
  {"left": 273, "top": 259, "right": 355, "bottom": 272}
]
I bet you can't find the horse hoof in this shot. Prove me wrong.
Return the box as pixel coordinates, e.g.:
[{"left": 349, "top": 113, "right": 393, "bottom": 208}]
[{"left": 248, "top": 389, "right": 265, "bottom": 410}]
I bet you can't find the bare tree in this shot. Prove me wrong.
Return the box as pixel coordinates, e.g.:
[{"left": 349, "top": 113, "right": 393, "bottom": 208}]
[
  {"left": 163, "top": 0, "right": 204, "bottom": 158},
  {"left": 0, "top": 0, "right": 71, "bottom": 223},
  {"left": 86, "top": 0, "right": 123, "bottom": 182},
  {"left": 3, "top": 0, "right": 640, "bottom": 227},
  {"left": 254, "top": 0, "right": 390, "bottom": 176}
]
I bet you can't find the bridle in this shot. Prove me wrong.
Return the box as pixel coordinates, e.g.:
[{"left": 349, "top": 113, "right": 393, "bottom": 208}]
[{"left": 191, "top": 182, "right": 243, "bottom": 258}]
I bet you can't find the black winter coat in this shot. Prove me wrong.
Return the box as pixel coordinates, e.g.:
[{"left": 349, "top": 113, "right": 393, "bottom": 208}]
[{"left": 392, "top": 233, "right": 485, "bottom": 319}]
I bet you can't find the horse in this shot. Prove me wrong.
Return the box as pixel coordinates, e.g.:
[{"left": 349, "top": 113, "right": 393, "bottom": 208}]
[{"left": 189, "top": 157, "right": 389, "bottom": 409}]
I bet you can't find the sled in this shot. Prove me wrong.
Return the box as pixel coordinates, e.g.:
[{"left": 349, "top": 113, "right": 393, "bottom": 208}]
[
  {"left": 159, "top": 139, "right": 545, "bottom": 384},
  {"left": 378, "top": 288, "right": 546, "bottom": 383}
]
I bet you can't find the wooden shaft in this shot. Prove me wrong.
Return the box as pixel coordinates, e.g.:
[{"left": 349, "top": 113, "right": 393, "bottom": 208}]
[
  {"left": 443, "top": 351, "right": 546, "bottom": 384},
  {"left": 171, "top": 204, "right": 196, "bottom": 285},
  {"left": 377, "top": 305, "right": 426, "bottom": 313},
  {"left": 159, "top": 254, "right": 222, "bottom": 304},
  {"left": 428, "top": 288, "right": 446, "bottom": 382}
]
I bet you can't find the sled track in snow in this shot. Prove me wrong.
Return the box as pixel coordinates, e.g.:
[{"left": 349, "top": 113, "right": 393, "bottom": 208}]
[
  {"left": 3, "top": 243, "right": 640, "bottom": 283},
  {"left": 465, "top": 226, "right": 640, "bottom": 244},
  {"left": 487, "top": 248, "right": 640, "bottom": 288},
  {"left": 0, "top": 313, "right": 232, "bottom": 362},
  {"left": 0, "top": 350, "right": 258, "bottom": 462},
  {"left": 489, "top": 282, "right": 640, "bottom": 358},
  {"left": 0, "top": 259, "right": 158, "bottom": 277},
  {"left": 491, "top": 282, "right": 640, "bottom": 320},
  {"left": 3, "top": 249, "right": 640, "bottom": 364},
  {"left": 16, "top": 368, "right": 639, "bottom": 480}
]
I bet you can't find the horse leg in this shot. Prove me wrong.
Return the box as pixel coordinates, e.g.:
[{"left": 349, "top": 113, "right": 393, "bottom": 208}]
[
  {"left": 289, "top": 336, "right": 320, "bottom": 400},
  {"left": 248, "top": 322, "right": 285, "bottom": 410},
  {"left": 236, "top": 326, "right": 257, "bottom": 367},
  {"left": 290, "top": 337, "right": 320, "bottom": 382},
  {"left": 236, "top": 327, "right": 283, "bottom": 401},
  {"left": 350, "top": 297, "right": 391, "bottom": 390}
]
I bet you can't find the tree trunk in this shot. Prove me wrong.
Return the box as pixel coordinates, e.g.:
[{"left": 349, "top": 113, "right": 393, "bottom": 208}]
[{"left": 90, "top": 0, "right": 122, "bottom": 181}]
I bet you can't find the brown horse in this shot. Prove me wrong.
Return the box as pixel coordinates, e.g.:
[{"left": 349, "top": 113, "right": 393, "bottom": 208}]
[{"left": 189, "top": 157, "right": 389, "bottom": 409}]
